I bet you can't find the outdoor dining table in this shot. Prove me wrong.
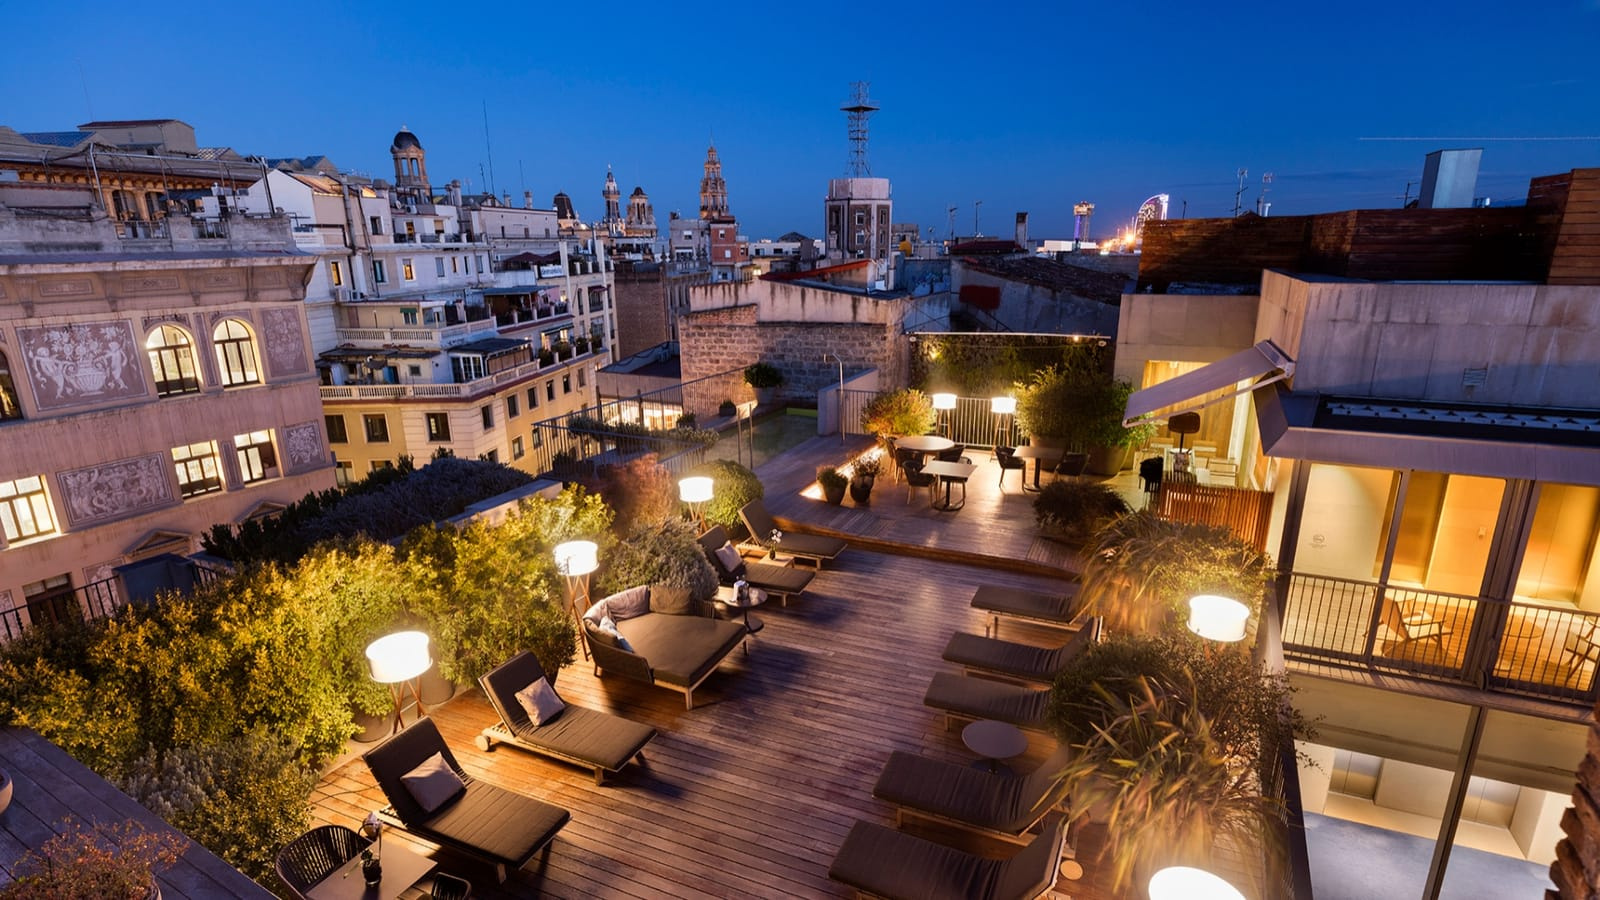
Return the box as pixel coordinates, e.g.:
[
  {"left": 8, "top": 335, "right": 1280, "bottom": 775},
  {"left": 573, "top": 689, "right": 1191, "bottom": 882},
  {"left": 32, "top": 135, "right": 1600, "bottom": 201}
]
[
  {"left": 1011, "top": 445, "right": 1064, "bottom": 492},
  {"left": 921, "top": 459, "right": 976, "bottom": 511},
  {"left": 895, "top": 434, "right": 955, "bottom": 460}
]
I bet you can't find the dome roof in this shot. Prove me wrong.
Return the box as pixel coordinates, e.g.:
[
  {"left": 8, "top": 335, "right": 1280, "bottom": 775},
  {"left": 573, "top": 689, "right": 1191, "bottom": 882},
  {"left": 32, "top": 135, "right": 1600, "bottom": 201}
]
[{"left": 391, "top": 126, "right": 423, "bottom": 152}]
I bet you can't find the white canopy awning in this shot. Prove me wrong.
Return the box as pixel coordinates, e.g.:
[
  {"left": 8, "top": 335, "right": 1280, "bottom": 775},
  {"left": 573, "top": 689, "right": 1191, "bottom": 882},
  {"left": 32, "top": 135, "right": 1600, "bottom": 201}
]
[{"left": 1123, "top": 339, "right": 1295, "bottom": 426}]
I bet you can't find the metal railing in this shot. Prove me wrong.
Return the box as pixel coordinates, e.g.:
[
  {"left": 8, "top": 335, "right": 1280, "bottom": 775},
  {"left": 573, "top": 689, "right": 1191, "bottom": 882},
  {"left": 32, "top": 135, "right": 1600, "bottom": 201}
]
[
  {"left": 839, "top": 389, "right": 1015, "bottom": 450},
  {"left": 320, "top": 345, "right": 601, "bottom": 402},
  {"left": 1280, "top": 571, "right": 1600, "bottom": 705},
  {"left": 0, "top": 561, "right": 224, "bottom": 642},
  {"left": 1256, "top": 593, "right": 1315, "bottom": 900}
]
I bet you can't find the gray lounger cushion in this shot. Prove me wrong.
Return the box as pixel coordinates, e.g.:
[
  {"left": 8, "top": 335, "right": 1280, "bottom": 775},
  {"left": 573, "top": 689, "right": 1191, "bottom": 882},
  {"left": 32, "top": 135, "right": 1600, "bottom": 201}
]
[
  {"left": 698, "top": 525, "right": 815, "bottom": 598},
  {"left": 480, "top": 651, "right": 656, "bottom": 773},
  {"left": 971, "top": 584, "right": 1082, "bottom": 626},
  {"left": 739, "top": 500, "right": 847, "bottom": 562},
  {"left": 922, "top": 672, "right": 1050, "bottom": 729},
  {"left": 615, "top": 613, "right": 746, "bottom": 688},
  {"left": 873, "top": 745, "right": 1072, "bottom": 835},
  {"left": 828, "top": 815, "right": 1067, "bottom": 900},
  {"left": 942, "top": 627, "right": 1093, "bottom": 683}
]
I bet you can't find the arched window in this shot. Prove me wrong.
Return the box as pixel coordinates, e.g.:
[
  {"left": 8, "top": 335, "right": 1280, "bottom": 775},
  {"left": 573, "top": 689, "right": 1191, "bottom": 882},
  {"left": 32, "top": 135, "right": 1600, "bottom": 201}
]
[
  {"left": 212, "top": 319, "right": 260, "bottom": 387},
  {"left": 0, "top": 351, "right": 22, "bottom": 421},
  {"left": 145, "top": 325, "right": 201, "bottom": 397}
]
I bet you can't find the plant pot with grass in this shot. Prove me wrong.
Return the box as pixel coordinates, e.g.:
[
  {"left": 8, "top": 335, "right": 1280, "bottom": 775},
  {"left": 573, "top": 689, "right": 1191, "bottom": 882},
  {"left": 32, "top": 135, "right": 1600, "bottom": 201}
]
[
  {"left": 817, "top": 466, "right": 848, "bottom": 505},
  {"left": 847, "top": 454, "right": 881, "bottom": 505},
  {"left": 744, "top": 362, "right": 784, "bottom": 406}
]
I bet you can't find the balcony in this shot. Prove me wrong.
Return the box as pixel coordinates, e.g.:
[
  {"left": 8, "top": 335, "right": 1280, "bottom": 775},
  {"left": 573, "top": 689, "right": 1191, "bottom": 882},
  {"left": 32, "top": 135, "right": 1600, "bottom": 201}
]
[
  {"left": 333, "top": 318, "right": 497, "bottom": 349},
  {"left": 319, "top": 343, "right": 599, "bottom": 402}
]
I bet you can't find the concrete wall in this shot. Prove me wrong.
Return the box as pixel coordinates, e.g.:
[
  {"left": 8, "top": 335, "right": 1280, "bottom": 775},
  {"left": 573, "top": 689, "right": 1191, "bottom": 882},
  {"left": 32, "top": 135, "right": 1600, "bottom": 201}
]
[
  {"left": 957, "top": 266, "right": 1121, "bottom": 336},
  {"left": 1113, "top": 292, "right": 1261, "bottom": 382},
  {"left": 687, "top": 278, "right": 904, "bottom": 326}
]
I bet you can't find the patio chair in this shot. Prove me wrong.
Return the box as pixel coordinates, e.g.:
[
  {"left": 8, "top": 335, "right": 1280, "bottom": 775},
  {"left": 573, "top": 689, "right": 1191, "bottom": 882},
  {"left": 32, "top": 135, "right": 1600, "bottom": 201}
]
[
  {"left": 477, "top": 650, "right": 657, "bottom": 784},
  {"left": 1138, "top": 456, "right": 1163, "bottom": 504},
  {"left": 738, "top": 499, "right": 847, "bottom": 569},
  {"left": 935, "top": 443, "right": 973, "bottom": 464},
  {"left": 873, "top": 744, "right": 1073, "bottom": 840},
  {"left": 923, "top": 671, "right": 1051, "bottom": 732},
  {"left": 970, "top": 584, "right": 1084, "bottom": 636},
  {"left": 697, "top": 525, "right": 815, "bottom": 605},
  {"left": 894, "top": 446, "right": 920, "bottom": 484},
  {"left": 362, "top": 718, "right": 570, "bottom": 883},
  {"left": 1054, "top": 452, "right": 1089, "bottom": 480},
  {"left": 275, "top": 824, "right": 370, "bottom": 899},
  {"left": 1379, "top": 598, "right": 1449, "bottom": 655},
  {"left": 995, "top": 446, "right": 1026, "bottom": 491},
  {"left": 902, "top": 457, "right": 938, "bottom": 505},
  {"left": 828, "top": 813, "right": 1068, "bottom": 900},
  {"left": 942, "top": 620, "right": 1099, "bottom": 684}
]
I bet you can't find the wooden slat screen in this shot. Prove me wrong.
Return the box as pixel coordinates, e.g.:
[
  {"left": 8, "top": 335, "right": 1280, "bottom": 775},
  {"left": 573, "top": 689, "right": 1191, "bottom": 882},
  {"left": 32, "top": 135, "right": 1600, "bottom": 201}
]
[{"left": 1154, "top": 480, "right": 1275, "bottom": 553}]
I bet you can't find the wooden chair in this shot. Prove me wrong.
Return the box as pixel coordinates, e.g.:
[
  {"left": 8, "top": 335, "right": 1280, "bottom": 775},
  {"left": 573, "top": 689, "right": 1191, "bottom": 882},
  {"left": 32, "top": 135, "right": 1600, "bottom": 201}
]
[
  {"left": 275, "top": 825, "right": 369, "bottom": 899},
  {"left": 1380, "top": 598, "right": 1450, "bottom": 654}
]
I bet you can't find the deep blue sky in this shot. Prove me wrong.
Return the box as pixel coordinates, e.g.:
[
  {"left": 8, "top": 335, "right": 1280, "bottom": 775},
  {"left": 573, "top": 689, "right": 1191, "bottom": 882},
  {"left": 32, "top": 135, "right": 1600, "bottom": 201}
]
[{"left": 4, "top": 1, "right": 1596, "bottom": 241}]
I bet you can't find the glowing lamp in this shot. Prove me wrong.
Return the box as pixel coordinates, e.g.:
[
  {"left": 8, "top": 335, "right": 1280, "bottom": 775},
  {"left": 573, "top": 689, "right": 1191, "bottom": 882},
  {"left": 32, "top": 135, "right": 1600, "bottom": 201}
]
[
  {"left": 931, "top": 393, "right": 957, "bottom": 411},
  {"left": 366, "top": 631, "right": 432, "bottom": 684},
  {"left": 678, "top": 476, "right": 714, "bottom": 504},
  {"left": 553, "top": 540, "right": 599, "bottom": 578},
  {"left": 1148, "top": 866, "right": 1245, "bottom": 900},
  {"left": 1187, "top": 594, "right": 1250, "bottom": 643},
  {"left": 990, "top": 396, "right": 1016, "bottom": 415}
]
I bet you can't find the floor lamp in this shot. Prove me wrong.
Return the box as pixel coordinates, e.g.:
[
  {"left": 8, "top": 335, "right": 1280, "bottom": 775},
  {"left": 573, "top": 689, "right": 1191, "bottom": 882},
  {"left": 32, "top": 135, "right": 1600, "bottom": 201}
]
[
  {"left": 679, "top": 476, "right": 713, "bottom": 532},
  {"left": 366, "top": 631, "right": 432, "bottom": 735},
  {"left": 990, "top": 396, "right": 1016, "bottom": 454},
  {"left": 932, "top": 393, "right": 957, "bottom": 439},
  {"left": 554, "top": 540, "right": 599, "bottom": 660}
]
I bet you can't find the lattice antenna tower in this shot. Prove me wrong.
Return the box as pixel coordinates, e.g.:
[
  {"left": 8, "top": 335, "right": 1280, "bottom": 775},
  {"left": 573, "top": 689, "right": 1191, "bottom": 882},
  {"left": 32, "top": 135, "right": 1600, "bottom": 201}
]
[{"left": 841, "top": 81, "right": 880, "bottom": 177}]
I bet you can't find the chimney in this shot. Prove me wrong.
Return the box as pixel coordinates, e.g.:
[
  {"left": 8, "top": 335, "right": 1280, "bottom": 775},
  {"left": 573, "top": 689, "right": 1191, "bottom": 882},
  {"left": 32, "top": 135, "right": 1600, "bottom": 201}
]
[
  {"left": 524, "top": 191, "right": 533, "bottom": 209},
  {"left": 1419, "top": 149, "right": 1482, "bottom": 209},
  {"left": 1015, "top": 212, "right": 1029, "bottom": 250},
  {"left": 502, "top": 191, "right": 511, "bottom": 207},
  {"left": 447, "top": 180, "right": 462, "bottom": 206}
]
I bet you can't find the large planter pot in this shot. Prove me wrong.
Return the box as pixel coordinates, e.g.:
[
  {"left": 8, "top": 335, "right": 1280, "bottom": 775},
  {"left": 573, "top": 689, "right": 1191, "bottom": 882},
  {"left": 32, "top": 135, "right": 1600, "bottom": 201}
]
[
  {"left": 419, "top": 666, "right": 458, "bottom": 705},
  {"left": 848, "top": 475, "right": 874, "bottom": 505},
  {"left": 821, "top": 480, "right": 847, "bottom": 505},
  {"left": 754, "top": 386, "right": 779, "bottom": 407},
  {"left": 352, "top": 707, "right": 392, "bottom": 744},
  {"left": 1086, "top": 444, "right": 1132, "bottom": 476}
]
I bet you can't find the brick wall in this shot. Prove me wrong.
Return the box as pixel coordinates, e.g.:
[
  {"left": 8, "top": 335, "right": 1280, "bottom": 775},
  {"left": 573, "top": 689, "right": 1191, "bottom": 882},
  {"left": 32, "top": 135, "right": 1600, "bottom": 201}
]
[{"left": 612, "top": 265, "right": 670, "bottom": 358}]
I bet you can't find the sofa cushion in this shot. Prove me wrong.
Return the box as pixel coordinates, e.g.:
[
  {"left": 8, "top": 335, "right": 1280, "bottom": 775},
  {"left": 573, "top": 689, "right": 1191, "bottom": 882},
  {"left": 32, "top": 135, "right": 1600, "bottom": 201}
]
[
  {"left": 514, "top": 676, "right": 566, "bottom": 727},
  {"left": 615, "top": 613, "right": 745, "bottom": 688},
  {"left": 402, "top": 751, "right": 466, "bottom": 814},
  {"left": 598, "top": 616, "right": 635, "bottom": 653},
  {"left": 603, "top": 585, "right": 652, "bottom": 621},
  {"left": 713, "top": 542, "right": 744, "bottom": 577},
  {"left": 582, "top": 597, "right": 611, "bottom": 625},
  {"left": 649, "top": 583, "right": 696, "bottom": 616},
  {"left": 584, "top": 619, "right": 621, "bottom": 650}
]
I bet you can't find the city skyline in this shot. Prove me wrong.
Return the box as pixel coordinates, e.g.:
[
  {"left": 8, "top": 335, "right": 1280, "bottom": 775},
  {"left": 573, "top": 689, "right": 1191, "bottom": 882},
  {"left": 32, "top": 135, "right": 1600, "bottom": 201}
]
[{"left": 3, "top": 1, "right": 1597, "bottom": 240}]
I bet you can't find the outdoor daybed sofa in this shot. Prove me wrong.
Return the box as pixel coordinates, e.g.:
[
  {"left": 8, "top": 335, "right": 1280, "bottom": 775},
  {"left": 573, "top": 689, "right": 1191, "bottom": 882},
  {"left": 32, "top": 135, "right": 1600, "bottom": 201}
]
[
  {"left": 873, "top": 745, "right": 1073, "bottom": 840},
  {"left": 828, "top": 814, "right": 1069, "bottom": 900},
  {"left": 922, "top": 671, "right": 1051, "bottom": 732},
  {"left": 942, "top": 618, "right": 1100, "bottom": 684},
  {"left": 698, "top": 525, "right": 816, "bottom": 605},
  {"left": 477, "top": 650, "right": 657, "bottom": 783},
  {"left": 970, "top": 584, "right": 1084, "bottom": 637},
  {"left": 362, "top": 717, "right": 570, "bottom": 882},
  {"left": 738, "top": 499, "right": 847, "bottom": 569},
  {"left": 580, "top": 584, "right": 748, "bottom": 709}
]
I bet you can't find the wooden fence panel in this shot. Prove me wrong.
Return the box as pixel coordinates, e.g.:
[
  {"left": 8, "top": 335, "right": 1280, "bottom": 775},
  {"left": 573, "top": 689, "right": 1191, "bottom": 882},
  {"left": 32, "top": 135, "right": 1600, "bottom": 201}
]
[{"left": 1154, "top": 480, "right": 1274, "bottom": 553}]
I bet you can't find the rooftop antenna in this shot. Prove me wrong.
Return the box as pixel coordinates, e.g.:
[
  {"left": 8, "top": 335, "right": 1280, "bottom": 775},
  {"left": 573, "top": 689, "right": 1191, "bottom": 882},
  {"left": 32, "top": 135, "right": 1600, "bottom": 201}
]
[
  {"left": 1397, "top": 180, "right": 1416, "bottom": 208},
  {"left": 1232, "top": 168, "right": 1249, "bottom": 217},
  {"left": 841, "top": 81, "right": 879, "bottom": 177},
  {"left": 973, "top": 200, "right": 983, "bottom": 237},
  {"left": 482, "top": 100, "right": 497, "bottom": 197},
  {"left": 946, "top": 206, "right": 957, "bottom": 241},
  {"left": 1255, "top": 172, "right": 1274, "bottom": 216}
]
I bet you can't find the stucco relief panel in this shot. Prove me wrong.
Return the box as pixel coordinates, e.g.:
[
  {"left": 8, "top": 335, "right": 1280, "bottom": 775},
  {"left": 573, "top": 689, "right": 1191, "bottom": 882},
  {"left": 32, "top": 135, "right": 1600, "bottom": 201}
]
[
  {"left": 123, "top": 274, "right": 182, "bottom": 295},
  {"left": 283, "top": 421, "right": 324, "bottom": 472},
  {"left": 17, "top": 321, "right": 149, "bottom": 411},
  {"left": 57, "top": 454, "right": 176, "bottom": 527},
  {"left": 260, "top": 308, "right": 308, "bottom": 376}
]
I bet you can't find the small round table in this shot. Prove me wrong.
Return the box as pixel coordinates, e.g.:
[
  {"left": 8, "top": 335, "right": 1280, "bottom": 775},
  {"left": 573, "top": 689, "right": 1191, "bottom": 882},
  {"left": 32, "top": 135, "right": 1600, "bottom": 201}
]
[
  {"left": 962, "top": 719, "right": 1027, "bottom": 774},
  {"left": 715, "top": 584, "right": 766, "bottom": 636}
]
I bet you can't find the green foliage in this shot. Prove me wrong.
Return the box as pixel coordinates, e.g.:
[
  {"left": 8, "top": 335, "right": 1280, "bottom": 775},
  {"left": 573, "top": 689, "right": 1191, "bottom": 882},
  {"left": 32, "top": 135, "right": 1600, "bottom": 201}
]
[
  {"left": 696, "top": 459, "right": 763, "bottom": 530},
  {"left": 860, "top": 388, "right": 936, "bottom": 438},
  {"left": 0, "top": 817, "right": 184, "bottom": 900},
  {"left": 848, "top": 453, "right": 882, "bottom": 479},
  {"left": 595, "top": 519, "right": 719, "bottom": 603},
  {"left": 202, "top": 457, "right": 535, "bottom": 565},
  {"left": 1032, "top": 479, "right": 1130, "bottom": 544},
  {"left": 914, "top": 335, "right": 1109, "bottom": 397},
  {"left": 119, "top": 728, "right": 314, "bottom": 887},
  {"left": 677, "top": 412, "right": 697, "bottom": 428},
  {"left": 1080, "top": 512, "right": 1275, "bottom": 635},
  {"left": 816, "top": 466, "right": 848, "bottom": 492},
  {"left": 743, "top": 361, "right": 784, "bottom": 389}
]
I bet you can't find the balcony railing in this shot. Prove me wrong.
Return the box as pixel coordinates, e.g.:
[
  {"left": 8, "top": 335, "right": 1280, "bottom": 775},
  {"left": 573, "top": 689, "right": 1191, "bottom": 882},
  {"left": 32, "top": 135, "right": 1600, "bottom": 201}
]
[
  {"left": 1281, "top": 571, "right": 1600, "bottom": 705},
  {"left": 0, "top": 559, "right": 225, "bottom": 642},
  {"left": 332, "top": 318, "right": 497, "bottom": 349},
  {"left": 320, "top": 344, "right": 599, "bottom": 402},
  {"left": 838, "top": 389, "right": 1009, "bottom": 449}
]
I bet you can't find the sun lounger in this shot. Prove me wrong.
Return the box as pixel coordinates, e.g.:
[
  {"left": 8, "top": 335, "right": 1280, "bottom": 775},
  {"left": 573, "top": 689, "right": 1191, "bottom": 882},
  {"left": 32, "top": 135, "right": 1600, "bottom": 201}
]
[
  {"left": 738, "top": 499, "right": 847, "bottom": 568},
  {"left": 873, "top": 744, "right": 1073, "bottom": 840},
  {"left": 362, "top": 718, "right": 570, "bottom": 882},
  {"left": 698, "top": 525, "right": 815, "bottom": 605},
  {"left": 942, "top": 621, "right": 1099, "bottom": 684},
  {"left": 828, "top": 814, "right": 1068, "bottom": 900},
  {"left": 476, "top": 650, "right": 657, "bottom": 783},
  {"left": 579, "top": 585, "right": 748, "bottom": 710},
  {"left": 923, "top": 671, "right": 1051, "bottom": 732},
  {"left": 970, "top": 584, "right": 1084, "bottom": 636}
]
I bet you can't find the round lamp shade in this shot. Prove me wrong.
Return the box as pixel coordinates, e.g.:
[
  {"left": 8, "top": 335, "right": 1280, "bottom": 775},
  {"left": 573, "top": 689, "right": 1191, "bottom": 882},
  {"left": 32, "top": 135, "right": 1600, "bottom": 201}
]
[
  {"left": 366, "top": 631, "right": 432, "bottom": 684},
  {"left": 1148, "top": 866, "right": 1245, "bottom": 900},
  {"left": 553, "top": 540, "right": 599, "bottom": 577},
  {"left": 678, "top": 475, "right": 714, "bottom": 504},
  {"left": 990, "top": 396, "right": 1017, "bottom": 415},
  {"left": 1188, "top": 594, "right": 1250, "bottom": 643},
  {"left": 931, "top": 392, "right": 957, "bottom": 411}
]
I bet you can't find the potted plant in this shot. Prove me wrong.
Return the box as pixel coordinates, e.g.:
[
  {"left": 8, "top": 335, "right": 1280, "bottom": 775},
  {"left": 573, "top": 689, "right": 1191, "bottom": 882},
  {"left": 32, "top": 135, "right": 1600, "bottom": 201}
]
[
  {"left": 860, "top": 388, "right": 936, "bottom": 441},
  {"left": 1014, "top": 364, "right": 1084, "bottom": 451},
  {"left": 1, "top": 817, "right": 185, "bottom": 900},
  {"left": 1081, "top": 379, "right": 1156, "bottom": 476},
  {"left": 816, "top": 466, "right": 848, "bottom": 505},
  {"left": 1032, "top": 480, "right": 1130, "bottom": 545},
  {"left": 848, "top": 453, "right": 882, "bottom": 504},
  {"left": 744, "top": 362, "right": 784, "bottom": 405},
  {"left": 574, "top": 336, "right": 591, "bottom": 355},
  {"left": 538, "top": 347, "right": 555, "bottom": 367},
  {"left": 553, "top": 340, "right": 573, "bottom": 361},
  {"left": 718, "top": 398, "right": 737, "bottom": 418}
]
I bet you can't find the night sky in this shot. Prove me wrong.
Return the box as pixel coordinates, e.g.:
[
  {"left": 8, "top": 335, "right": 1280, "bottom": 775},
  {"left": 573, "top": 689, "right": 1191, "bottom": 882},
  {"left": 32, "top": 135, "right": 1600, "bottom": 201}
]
[{"left": 4, "top": 1, "right": 1596, "bottom": 241}]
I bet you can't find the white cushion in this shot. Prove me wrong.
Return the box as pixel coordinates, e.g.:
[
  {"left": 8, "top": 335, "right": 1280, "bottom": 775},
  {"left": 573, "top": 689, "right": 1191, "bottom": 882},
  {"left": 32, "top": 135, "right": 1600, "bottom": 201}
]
[
  {"left": 514, "top": 676, "right": 566, "bottom": 726},
  {"left": 401, "top": 751, "right": 465, "bottom": 814},
  {"left": 714, "top": 542, "right": 742, "bottom": 573}
]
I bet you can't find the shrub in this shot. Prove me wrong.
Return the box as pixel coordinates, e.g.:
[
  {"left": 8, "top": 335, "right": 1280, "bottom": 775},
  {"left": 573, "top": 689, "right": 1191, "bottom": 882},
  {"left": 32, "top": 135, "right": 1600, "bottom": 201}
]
[
  {"left": 119, "top": 728, "right": 314, "bottom": 887},
  {"left": 696, "top": 459, "right": 763, "bottom": 530},
  {"left": 586, "top": 454, "right": 676, "bottom": 533},
  {"left": 1015, "top": 367, "right": 1155, "bottom": 451},
  {"left": 0, "top": 817, "right": 184, "bottom": 900},
  {"left": 1032, "top": 479, "right": 1130, "bottom": 544},
  {"left": 596, "top": 519, "right": 719, "bottom": 603},
  {"left": 849, "top": 453, "right": 882, "bottom": 479},
  {"left": 1080, "top": 511, "right": 1274, "bottom": 635},
  {"left": 677, "top": 412, "right": 697, "bottom": 428},
  {"left": 743, "top": 361, "right": 784, "bottom": 389},
  {"left": 860, "top": 388, "right": 935, "bottom": 438},
  {"left": 816, "top": 466, "right": 848, "bottom": 493}
]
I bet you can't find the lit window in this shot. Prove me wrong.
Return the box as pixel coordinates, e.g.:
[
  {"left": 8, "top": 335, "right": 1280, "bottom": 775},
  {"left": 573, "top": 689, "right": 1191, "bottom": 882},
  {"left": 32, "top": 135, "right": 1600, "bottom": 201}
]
[
  {"left": 233, "top": 430, "right": 278, "bottom": 484},
  {"left": 402, "top": 258, "right": 415, "bottom": 281},
  {"left": 0, "top": 476, "right": 57, "bottom": 543},
  {"left": 329, "top": 261, "right": 343, "bottom": 286},
  {"left": 334, "top": 460, "right": 353, "bottom": 487},
  {"left": 426, "top": 413, "right": 451, "bottom": 441},
  {"left": 212, "top": 319, "right": 260, "bottom": 387},
  {"left": 512, "top": 436, "right": 525, "bottom": 459},
  {"left": 172, "top": 441, "right": 224, "bottom": 498},
  {"left": 145, "top": 325, "right": 201, "bottom": 397},
  {"left": 325, "top": 414, "right": 348, "bottom": 444},
  {"left": 364, "top": 414, "right": 389, "bottom": 443}
]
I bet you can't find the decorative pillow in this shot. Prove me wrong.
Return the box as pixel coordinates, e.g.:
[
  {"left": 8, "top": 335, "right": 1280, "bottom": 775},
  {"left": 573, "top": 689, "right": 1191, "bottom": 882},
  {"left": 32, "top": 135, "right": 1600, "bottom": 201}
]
[
  {"left": 401, "top": 751, "right": 466, "bottom": 815},
  {"left": 599, "top": 616, "right": 635, "bottom": 654},
  {"left": 582, "top": 597, "right": 611, "bottom": 626},
  {"left": 714, "top": 542, "right": 746, "bottom": 577},
  {"left": 514, "top": 676, "right": 566, "bottom": 727},
  {"left": 650, "top": 583, "right": 696, "bottom": 616},
  {"left": 603, "top": 585, "right": 651, "bottom": 621},
  {"left": 584, "top": 618, "right": 620, "bottom": 649}
]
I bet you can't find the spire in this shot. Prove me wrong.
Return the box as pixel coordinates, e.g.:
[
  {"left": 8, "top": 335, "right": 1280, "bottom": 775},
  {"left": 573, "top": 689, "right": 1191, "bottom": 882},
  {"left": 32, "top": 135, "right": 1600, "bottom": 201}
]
[{"left": 699, "top": 144, "right": 729, "bottom": 220}]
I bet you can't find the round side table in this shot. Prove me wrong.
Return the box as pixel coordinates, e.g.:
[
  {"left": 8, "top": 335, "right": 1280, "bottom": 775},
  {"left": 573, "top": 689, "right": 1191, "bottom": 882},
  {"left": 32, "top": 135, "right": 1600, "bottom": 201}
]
[{"left": 962, "top": 719, "right": 1027, "bottom": 774}]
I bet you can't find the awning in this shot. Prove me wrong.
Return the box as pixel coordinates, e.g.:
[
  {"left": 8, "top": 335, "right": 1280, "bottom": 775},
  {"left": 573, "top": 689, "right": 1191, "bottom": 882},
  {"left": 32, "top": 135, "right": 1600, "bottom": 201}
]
[{"left": 1123, "top": 339, "right": 1295, "bottom": 426}]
